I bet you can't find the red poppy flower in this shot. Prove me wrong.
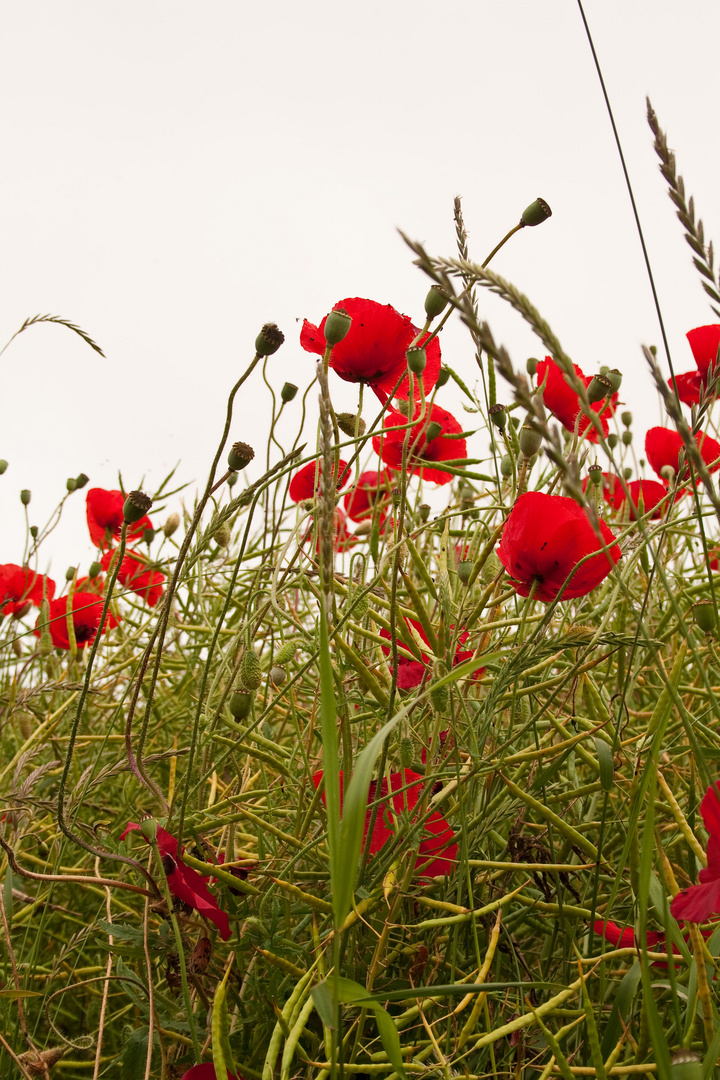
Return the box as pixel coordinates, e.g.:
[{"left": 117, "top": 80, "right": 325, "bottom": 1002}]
[
  {"left": 593, "top": 919, "right": 712, "bottom": 969},
  {"left": 300, "top": 297, "right": 442, "bottom": 403},
  {"left": 86, "top": 488, "right": 154, "bottom": 550},
  {"left": 180, "top": 1066, "right": 240, "bottom": 1080},
  {"left": 669, "top": 370, "right": 704, "bottom": 407},
  {"left": 583, "top": 475, "right": 668, "bottom": 521},
  {"left": 535, "top": 357, "right": 618, "bottom": 442},
  {"left": 100, "top": 550, "right": 165, "bottom": 607},
  {"left": 343, "top": 470, "right": 392, "bottom": 523},
  {"left": 497, "top": 492, "right": 621, "bottom": 602},
  {"left": 372, "top": 403, "right": 466, "bottom": 486},
  {"left": 33, "top": 577, "right": 119, "bottom": 650},
  {"left": 671, "top": 781, "right": 720, "bottom": 923},
  {"left": 379, "top": 619, "right": 484, "bottom": 689},
  {"left": 0, "top": 564, "right": 55, "bottom": 616},
  {"left": 645, "top": 427, "right": 720, "bottom": 481},
  {"left": 302, "top": 506, "right": 355, "bottom": 554},
  {"left": 312, "top": 767, "right": 457, "bottom": 878},
  {"left": 688, "top": 325, "right": 720, "bottom": 378},
  {"left": 288, "top": 459, "right": 349, "bottom": 504},
  {"left": 120, "top": 822, "right": 231, "bottom": 940}
]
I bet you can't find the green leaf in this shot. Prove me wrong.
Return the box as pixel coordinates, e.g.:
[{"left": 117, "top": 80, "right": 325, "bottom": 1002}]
[
  {"left": 311, "top": 981, "right": 336, "bottom": 1029},
  {"left": 121, "top": 1027, "right": 150, "bottom": 1080},
  {"left": 316, "top": 977, "right": 407, "bottom": 1079}
]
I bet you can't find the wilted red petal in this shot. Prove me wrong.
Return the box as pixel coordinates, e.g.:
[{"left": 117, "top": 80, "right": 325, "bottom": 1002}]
[
  {"left": 372, "top": 403, "right": 466, "bottom": 486},
  {"left": 536, "top": 357, "right": 618, "bottom": 442}
]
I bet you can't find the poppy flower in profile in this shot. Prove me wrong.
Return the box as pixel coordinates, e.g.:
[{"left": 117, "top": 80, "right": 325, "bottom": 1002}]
[
  {"left": 497, "top": 491, "right": 621, "bottom": 602},
  {"left": 645, "top": 427, "right": 720, "bottom": 481},
  {"left": 379, "top": 619, "right": 485, "bottom": 689},
  {"left": 100, "top": 550, "right": 165, "bottom": 607},
  {"left": 536, "top": 357, "right": 618, "bottom": 442},
  {"left": 343, "top": 470, "right": 392, "bottom": 523},
  {"left": 120, "top": 822, "right": 231, "bottom": 940},
  {"left": 667, "top": 325, "right": 720, "bottom": 407},
  {"left": 288, "top": 459, "right": 349, "bottom": 504},
  {"left": 300, "top": 297, "right": 442, "bottom": 403},
  {"left": 671, "top": 781, "right": 720, "bottom": 924},
  {"left": 180, "top": 1066, "right": 240, "bottom": 1080},
  {"left": 86, "top": 488, "right": 154, "bottom": 550},
  {"left": 0, "top": 564, "right": 55, "bottom": 616},
  {"left": 33, "top": 578, "right": 119, "bottom": 650},
  {"left": 312, "top": 768, "right": 457, "bottom": 879},
  {"left": 373, "top": 403, "right": 466, "bottom": 486}
]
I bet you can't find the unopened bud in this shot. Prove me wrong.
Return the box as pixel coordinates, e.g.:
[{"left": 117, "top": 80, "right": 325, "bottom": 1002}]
[
  {"left": 621, "top": 411, "right": 632, "bottom": 427},
  {"left": 12, "top": 603, "right": 30, "bottom": 621},
  {"left": 75, "top": 473, "right": 89, "bottom": 489},
  {"left": 693, "top": 600, "right": 716, "bottom": 634},
  {"left": 587, "top": 375, "right": 614, "bottom": 404},
  {"left": 430, "top": 683, "right": 449, "bottom": 713},
  {"left": 143, "top": 527, "right": 155, "bottom": 544},
  {"left": 229, "top": 690, "right": 252, "bottom": 720},
  {"left": 424, "top": 285, "right": 448, "bottom": 320},
  {"left": 163, "top": 513, "right": 180, "bottom": 538},
  {"left": 526, "top": 357, "right": 538, "bottom": 377},
  {"left": 337, "top": 412, "right": 366, "bottom": 437},
  {"left": 323, "top": 308, "right": 352, "bottom": 347},
  {"left": 391, "top": 487, "right": 402, "bottom": 507},
  {"left": 255, "top": 322, "right": 285, "bottom": 356},
  {"left": 607, "top": 433, "right": 619, "bottom": 449},
  {"left": 435, "top": 367, "right": 451, "bottom": 388},
  {"left": 38, "top": 632, "right": 53, "bottom": 657},
  {"left": 66, "top": 477, "right": 77, "bottom": 492},
  {"left": 489, "top": 403, "right": 507, "bottom": 431},
  {"left": 0, "top": 460, "right": 7, "bottom": 474},
  {"left": 519, "top": 423, "right": 542, "bottom": 457},
  {"left": 399, "top": 736, "right": 415, "bottom": 768},
  {"left": 394, "top": 399, "right": 411, "bottom": 417},
  {"left": 88, "top": 561, "right": 102, "bottom": 579},
  {"left": 240, "top": 649, "right": 262, "bottom": 690},
  {"left": 213, "top": 522, "right": 231, "bottom": 548},
  {"left": 623, "top": 467, "right": 633, "bottom": 480},
  {"left": 501, "top": 454, "right": 514, "bottom": 478},
  {"left": 606, "top": 369, "right": 623, "bottom": 393},
  {"left": 457, "top": 560, "right": 474, "bottom": 584},
  {"left": 65, "top": 566, "right": 77, "bottom": 582},
  {"left": 621, "top": 430, "right": 632, "bottom": 446},
  {"left": 20, "top": 489, "right": 31, "bottom": 506},
  {"left": 227, "top": 471, "right": 238, "bottom": 488},
  {"left": 425, "top": 421, "right": 443, "bottom": 442},
  {"left": 228, "top": 442, "right": 255, "bottom": 471},
  {"left": 274, "top": 640, "right": 298, "bottom": 665},
  {"left": 660, "top": 464, "right": 675, "bottom": 482},
  {"left": 587, "top": 464, "right": 603, "bottom": 487},
  {"left": 521, "top": 198, "right": 552, "bottom": 227},
  {"left": 406, "top": 346, "right": 427, "bottom": 374},
  {"left": 123, "top": 490, "right": 152, "bottom": 524}
]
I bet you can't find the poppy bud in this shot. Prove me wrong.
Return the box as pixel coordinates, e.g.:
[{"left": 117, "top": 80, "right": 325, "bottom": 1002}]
[
  {"left": 270, "top": 665, "right": 287, "bottom": 686},
  {"left": 660, "top": 464, "right": 675, "bottom": 482},
  {"left": 519, "top": 423, "right": 542, "bottom": 458},
  {"left": 671, "top": 1050, "right": 702, "bottom": 1080},
  {"left": 587, "top": 464, "right": 603, "bottom": 487},
  {"left": 418, "top": 504, "right": 431, "bottom": 522},
  {"left": 436, "top": 367, "right": 451, "bottom": 388},
  {"left": 391, "top": 487, "right": 402, "bottom": 507},
  {"left": 123, "top": 491, "right": 152, "bottom": 524},
  {"left": 20, "top": 490, "right": 31, "bottom": 506},
  {"left": 424, "top": 285, "right": 448, "bottom": 320},
  {"left": 163, "top": 513, "right": 180, "bottom": 538},
  {"left": 693, "top": 599, "right": 717, "bottom": 634},
  {"left": 587, "top": 375, "right": 614, "bottom": 404},
  {"left": 622, "top": 430, "right": 632, "bottom": 446},
  {"left": 623, "top": 467, "right": 633, "bottom": 480},
  {"left": 228, "top": 441, "right": 255, "bottom": 471},
  {"left": 38, "top": 632, "right": 53, "bottom": 658},
  {"left": 214, "top": 522, "right": 231, "bottom": 547},
  {"left": 274, "top": 639, "right": 297, "bottom": 665},
  {"left": 337, "top": 412, "right": 366, "bottom": 437},
  {"left": 229, "top": 690, "right": 252, "bottom": 720},
  {"left": 140, "top": 816, "right": 158, "bottom": 843},
  {"left": 621, "top": 411, "right": 632, "bottom": 427},
  {"left": 143, "top": 528, "right": 155, "bottom": 544},
  {"left": 88, "top": 561, "right": 102, "bottom": 579},
  {"left": 406, "top": 346, "right": 427, "bottom": 374},
  {"left": 457, "top": 560, "right": 474, "bottom": 584},
  {"left": 66, "top": 478, "right": 77, "bottom": 492},
  {"left": 394, "top": 399, "right": 411, "bottom": 417},
  {"left": 255, "top": 322, "right": 285, "bottom": 356},
  {"left": 280, "top": 382, "right": 298, "bottom": 403},
  {"left": 607, "top": 433, "right": 619, "bottom": 449},
  {"left": 0, "top": 460, "right": 7, "bottom": 474},
  {"left": 606, "top": 369, "right": 623, "bottom": 393},
  {"left": 501, "top": 454, "right": 514, "bottom": 478},
  {"left": 65, "top": 566, "right": 77, "bottom": 582},
  {"left": 240, "top": 649, "right": 262, "bottom": 690},
  {"left": 526, "top": 357, "right": 538, "bottom": 377},
  {"left": 425, "top": 421, "right": 444, "bottom": 442},
  {"left": 430, "top": 683, "right": 449, "bottom": 713},
  {"left": 521, "top": 198, "right": 552, "bottom": 227},
  {"left": 399, "top": 736, "right": 415, "bottom": 768},
  {"left": 323, "top": 308, "right": 352, "bottom": 347},
  {"left": 30, "top": 525, "right": 38, "bottom": 539},
  {"left": 354, "top": 520, "right": 372, "bottom": 537},
  {"left": 13, "top": 603, "right": 30, "bottom": 622},
  {"left": 75, "top": 473, "right": 89, "bottom": 489},
  {"left": 489, "top": 404, "right": 507, "bottom": 431},
  {"left": 227, "top": 471, "right": 238, "bottom": 488}
]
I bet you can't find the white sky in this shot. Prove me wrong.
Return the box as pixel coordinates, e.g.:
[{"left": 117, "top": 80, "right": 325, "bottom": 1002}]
[{"left": 2, "top": 1, "right": 720, "bottom": 576}]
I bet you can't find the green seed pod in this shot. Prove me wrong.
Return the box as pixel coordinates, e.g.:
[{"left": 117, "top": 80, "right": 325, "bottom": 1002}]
[
  {"left": 281, "top": 382, "right": 298, "bottom": 403},
  {"left": 435, "top": 367, "right": 451, "bottom": 388},
  {"left": 0, "top": 460, "right": 7, "bottom": 474},
  {"left": 406, "top": 346, "right": 427, "bottom": 374},
  {"left": 75, "top": 472, "right": 89, "bottom": 489},
  {"left": 163, "top": 513, "right": 180, "bottom": 537},
  {"left": 606, "top": 369, "right": 623, "bottom": 393},
  {"left": 274, "top": 640, "right": 298, "bottom": 665},
  {"left": 139, "top": 817, "right": 158, "bottom": 842},
  {"left": 587, "top": 464, "right": 603, "bottom": 487},
  {"left": 607, "top": 433, "right": 619, "bottom": 449},
  {"left": 500, "top": 454, "right": 514, "bottom": 478},
  {"left": 29, "top": 526, "right": 38, "bottom": 539},
  {"left": 337, "top": 412, "right": 366, "bottom": 437},
  {"left": 38, "top": 632, "right": 53, "bottom": 658},
  {"left": 229, "top": 690, "right": 252, "bottom": 720},
  {"left": 587, "top": 375, "right": 614, "bottom": 404},
  {"left": 520, "top": 198, "right": 552, "bottom": 227},
  {"left": 255, "top": 322, "right": 285, "bottom": 356},
  {"left": 17, "top": 712, "right": 34, "bottom": 741},
  {"left": 457, "top": 560, "right": 474, "bottom": 584},
  {"left": 418, "top": 504, "right": 431, "bottom": 522},
  {"left": 526, "top": 357, "right": 538, "bottom": 377},
  {"left": 65, "top": 566, "right": 77, "bottom": 582},
  {"left": 621, "top": 410, "right": 632, "bottom": 427},
  {"left": 519, "top": 422, "right": 542, "bottom": 458},
  {"left": 660, "top": 464, "right": 675, "bottom": 482},
  {"left": 143, "top": 527, "right": 155, "bottom": 544},
  {"left": 623, "top": 466, "right": 633, "bottom": 480},
  {"left": 621, "top": 430, "right": 633, "bottom": 446},
  {"left": 66, "top": 477, "right": 77, "bottom": 492},
  {"left": 693, "top": 599, "right": 717, "bottom": 633},
  {"left": 323, "top": 308, "right": 352, "bottom": 346},
  {"left": 430, "top": 683, "right": 449, "bottom": 714},
  {"left": 12, "top": 639, "right": 22, "bottom": 658},
  {"left": 88, "top": 561, "right": 102, "bottom": 579},
  {"left": 20, "top": 489, "right": 31, "bottom": 506},
  {"left": 399, "top": 736, "right": 415, "bottom": 768},
  {"left": 269, "top": 665, "right": 287, "bottom": 686},
  {"left": 425, "top": 421, "right": 443, "bottom": 442},
  {"left": 240, "top": 649, "right": 262, "bottom": 690},
  {"left": 228, "top": 441, "right": 255, "bottom": 471},
  {"left": 213, "top": 521, "right": 231, "bottom": 547},
  {"left": 489, "top": 403, "right": 507, "bottom": 431},
  {"left": 123, "top": 490, "right": 152, "bottom": 524},
  {"left": 424, "top": 285, "right": 448, "bottom": 320}
]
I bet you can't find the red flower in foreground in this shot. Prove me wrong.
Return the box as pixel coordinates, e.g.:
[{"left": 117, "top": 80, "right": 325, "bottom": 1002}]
[
  {"left": 100, "top": 550, "right": 165, "bottom": 607},
  {"left": 312, "top": 768, "right": 457, "bottom": 878},
  {"left": 120, "top": 823, "right": 231, "bottom": 940},
  {"left": 33, "top": 578, "right": 119, "bottom": 650},
  {"left": 379, "top": 619, "right": 485, "bottom": 689},
  {"left": 373, "top": 403, "right": 466, "bottom": 486},
  {"left": 87, "top": 488, "right": 154, "bottom": 550},
  {"left": 536, "top": 357, "right": 618, "bottom": 442},
  {"left": 300, "top": 297, "right": 442, "bottom": 403},
  {"left": 645, "top": 427, "right": 720, "bottom": 481},
  {"left": 180, "top": 1066, "right": 240, "bottom": 1080},
  {"left": 0, "top": 564, "right": 55, "bottom": 616},
  {"left": 343, "top": 470, "right": 392, "bottom": 523},
  {"left": 288, "top": 459, "right": 349, "bottom": 504},
  {"left": 497, "top": 492, "right": 621, "bottom": 602},
  {"left": 671, "top": 781, "right": 720, "bottom": 923}
]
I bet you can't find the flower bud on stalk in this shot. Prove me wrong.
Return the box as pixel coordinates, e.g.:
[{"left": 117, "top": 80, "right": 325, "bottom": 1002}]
[
  {"left": 255, "top": 322, "right": 285, "bottom": 356},
  {"left": 693, "top": 599, "right": 717, "bottom": 634},
  {"left": 20, "top": 489, "right": 31, "bottom": 506},
  {"left": 270, "top": 665, "right": 287, "bottom": 686},
  {"left": 457, "top": 560, "right": 474, "bottom": 584},
  {"left": 123, "top": 490, "right": 152, "bottom": 524},
  {"left": 229, "top": 690, "right": 252, "bottom": 720},
  {"left": 501, "top": 454, "right": 514, "bottom": 478},
  {"left": 30, "top": 526, "right": 38, "bottom": 539},
  {"left": 139, "top": 816, "right": 158, "bottom": 842},
  {"left": 424, "top": 285, "right": 448, "bottom": 320},
  {"left": 227, "top": 471, "right": 238, "bottom": 488},
  {"left": 519, "top": 422, "right": 542, "bottom": 458},
  {"left": 526, "top": 357, "right": 538, "bottom": 377},
  {"left": 66, "top": 478, "right": 77, "bottom": 492},
  {"left": 323, "top": 308, "right": 352, "bottom": 347},
  {"left": 435, "top": 367, "right": 451, "bottom": 388},
  {"left": 213, "top": 522, "right": 231, "bottom": 548},
  {"left": 0, "top": 460, "right": 7, "bottom": 474},
  {"left": 88, "top": 561, "right": 102, "bottom": 579},
  {"left": 622, "top": 430, "right": 632, "bottom": 446},
  {"left": 587, "top": 375, "right": 614, "bottom": 404},
  {"left": 281, "top": 382, "right": 298, "bottom": 403},
  {"left": 399, "top": 736, "right": 415, "bottom": 768},
  {"left": 274, "top": 640, "right": 297, "bottom": 665},
  {"left": 607, "top": 433, "right": 619, "bottom": 449},
  {"left": 621, "top": 411, "right": 632, "bottom": 427},
  {"left": 425, "top": 421, "right": 443, "bottom": 442},
  {"left": 337, "top": 412, "right": 366, "bottom": 437},
  {"left": 65, "top": 566, "right": 77, "bottom": 582},
  {"left": 240, "top": 649, "right": 262, "bottom": 690},
  {"left": 587, "top": 464, "right": 603, "bottom": 487},
  {"left": 75, "top": 473, "right": 89, "bottom": 489},
  {"left": 418, "top": 504, "right": 431, "bottom": 522},
  {"left": 163, "top": 513, "right": 180, "bottom": 538},
  {"left": 520, "top": 198, "right": 552, "bottom": 227},
  {"left": 228, "top": 442, "right": 255, "bottom": 471}
]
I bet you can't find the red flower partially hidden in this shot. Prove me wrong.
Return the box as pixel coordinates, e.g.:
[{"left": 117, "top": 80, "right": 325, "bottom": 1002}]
[
  {"left": 180, "top": 1066, "right": 240, "bottom": 1080},
  {"left": 120, "top": 822, "right": 231, "bottom": 940},
  {"left": 343, "top": 470, "right": 392, "bottom": 523},
  {"left": 379, "top": 619, "right": 485, "bottom": 689},
  {"left": 100, "top": 550, "right": 165, "bottom": 607},
  {"left": 87, "top": 488, "right": 154, "bottom": 550},
  {"left": 688, "top": 325, "right": 720, "bottom": 378},
  {"left": 583, "top": 475, "right": 668, "bottom": 521},
  {"left": 593, "top": 919, "right": 713, "bottom": 969},
  {"left": 645, "top": 427, "right": 720, "bottom": 481},
  {"left": 373, "top": 403, "right": 466, "bottom": 486},
  {"left": 671, "top": 781, "right": 720, "bottom": 923},
  {"left": 300, "top": 297, "right": 442, "bottom": 403},
  {"left": 288, "top": 459, "right": 349, "bottom": 504},
  {"left": 33, "top": 578, "right": 119, "bottom": 650},
  {"left": 497, "top": 492, "right": 621, "bottom": 602},
  {"left": 312, "top": 768, "right": 456, "bottom": 878},
  {"left": 669, "top": 370, "right": 704, "bottom": 407},
  {"left": 536, "top": 357, "right": 618, "bottom": 442},
  {"left": 0, "top": 564, "right": 55, "bottom": 616}
]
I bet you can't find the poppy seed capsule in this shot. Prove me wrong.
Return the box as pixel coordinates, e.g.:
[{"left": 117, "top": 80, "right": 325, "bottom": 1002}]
[
  {"left": 693, "top": 599, "right": 717, "bottom": 634},
  {"left": 20, "top": 489, "right": 31, "bottom": 506},
  {"left": 501, "top": 454, "right": 514, "bottom": 478},
  {"left": 337, "top": 412, "right": 366, "bottom": 437},
  {"left": 436, "top": 367, "right": 451, "bottom": 388},
  {"left": 140, "top": 816, "right": 158, "bottom": 842},
  {"left": 323, "top": 307, "right": 352, "bottom": 346},
  {"left": 587, "top": 375, "right": 614, "bottom": 404},
  {"left": 229, "top": 690, "right": 252, "bottom": 720},
  {"left": 255, "top": 322, "right": 285, "bottom": 356},
  {"left": 457, "top": 560, "right": 474, "bottom": 584},
  {"left": 123, "top": 490, "right": 152, "bottom": 524},
  {"left": 424, "top": 285, "right": 448, "bottom": 320},
  {"left": 281, "top": 382, "right": 298, "bottom": 403},
  {"left": 519, "top": 423, "right": 542, "bottom": 458},
  {"left": 425, "top": 420, "right": 443, "bottom": 442},
  {"left": 228, "top": 441, "right": 255, "bottom": 471},
  {"left": 406, "top": 346, "right": 427, "bottom": 375},
  {"left": 240, "top": 649, "right": 262, "bottom": 690},
  {"left": 75, "top": 473, "right": 89, "bottom": 489},
  {"left": 606, "top": 369, "right": 623, "bottom": 393},
  {"left": 270, "top": 665, "right": 287, "bottom": 686},
  {"left": 621, "top": 411, "right": 632, "bottom": 427},
  {"left": 30, "top": 525, "right": 38, "bottom": 539},
  {"left": 163, "top": 512, "right": 180, "bottom": 538},
  {"left": 607, "top": 433, "right": 619, "bottom": 449},
  {"left": 489, "top": 403, "right": 507, "bottom": 430},
  {"left": 521, "top": 197, "right": 552, "bottom": 227},
  {"left": 622, "top": 430, "right": 632, "bottom": 446},
  {"left": 65, "top": 566, "right": 77, "bottom": 582},
  {"left": 418, "top": 504, "right": 431, "bottom": 522},
  {"left": 88, "top": 561, "right": 102, "bottom": 578},
  {"left": 587, "top": 464, "right": 603, "bottom": 487},
  {"left": 66, "top": 478, "right": 77, "bottom": 492}
]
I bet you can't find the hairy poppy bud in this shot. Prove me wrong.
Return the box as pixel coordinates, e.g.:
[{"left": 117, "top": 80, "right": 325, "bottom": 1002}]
[
  {"left": 337, "top": 412, "right": 366, "bottom": 437},
  {"left": 587, "top": 464, "right": 603, "bottom": 487},
  {"left": 519, "top": 422, "right": 542, "bottom": 458},
  {"left": 123, "top": 490, "right": 152, "bottom": 524},
  {"left": 606, "top": 369, "right": 623, "bottom": 393},
  {"left": 140, "top": 817, "right": 158, "bottom": 843},
  {"left": 0, "top": 460, "right": 7, "bottom": 474},
  {"left": 430, "top": 683, "right": 449, "bottom": 713},
  {"left": 521, "top": 198, "right": 552, "bottom": 227},
  {"left": 270, "top": 665, "right": 287, "bottom": 686},
  {"left": 66, "top": 477, "right": 77, "bottom": 492},
  {"left": 281, "top": 382, "right": 298, "bottom": 403},
  {"left": 526, "top": 357, "right": 538, "bottom": 377},
  {"left": 435, "top": 367, "right": 451, "bottom": 388},
  {"left": 425, "top": 421, "right": 443, "bottom": 442},
  {"left": 489, "top": 403, "right": 507, "bottom": 431},
  {"left": 406, "top": 346, "right": 427, "bottom": 374},
  {"left": 394, "top": 399, "right": 411, "bottom": 417},
  {"left": 587, "top": 375, "right": 614, "bottom": 404},
  {"left": 391, "top": 487, "right": 402, "bottom": 507},
  {"left": 693, "top": 599, "right": 717, "bottom": 634},
  {"left": 418, "top": 504, "right": 431, "bottom": 522},
  {"left": 621, "top": 411, "right": 632, "bottom": 427},
  {"left": 274, "top": 639, "right": 297, "bottom": 665},
  {"left": 660, "top": 464, "right": 675, "bottom": 482},
  {"left": 75, "top": 473, "right": 89, "bottom": 489},
  {"left": 323, "top": 308, "right": 352, "bottom": 347},
  {"left": 20, "top": 489, "right": 31, "bottom": 506},
  {"left": 424, "top": 285, "right": 448, "bottom": 320},
  {"left": 255, "top": 322, "right": 285, "bottom": 356},
  {"left": 622, "top": 430, "right": 632, "bottom": 446},
  {"left": 457, "top": 560, "right": 474, "bottom": 584},
  {"left": 229, "top": 690, "right": 252, "bottom": 720},
  {"left": 228, "top": 441, "right": 255, "bottom": 471},
  {"left": 399, "top": 736, "right": 415, "bottom": 768},
  {"left": 88, "top": 561, "right": 102, "bottom": 578},
  {"left": 213, "top": 522, "right": 231, "bottom": 547},
  {"left": 240, "top": 649, "right": 262, "bottom": 690},
  {"left": 163, "top": 513, "right": 180, "bottom": 538},
  {"left": 607, "top": 433, "right": 619, "bottom": 449}
]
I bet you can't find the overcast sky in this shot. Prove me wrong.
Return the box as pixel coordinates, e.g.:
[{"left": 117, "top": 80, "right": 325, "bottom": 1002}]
[{"left": 2, "top": 1, "right": 719, "bottom": 576}]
